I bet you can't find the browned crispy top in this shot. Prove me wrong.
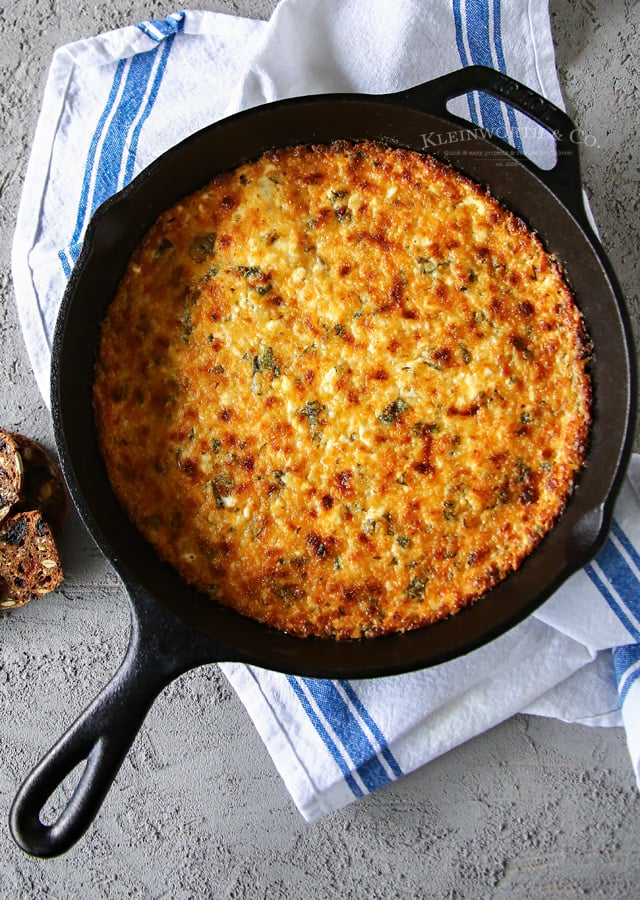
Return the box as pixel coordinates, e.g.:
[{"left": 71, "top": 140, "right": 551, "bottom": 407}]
[{"left": 93, "top": 141, "right": 591, "bottom": 638}]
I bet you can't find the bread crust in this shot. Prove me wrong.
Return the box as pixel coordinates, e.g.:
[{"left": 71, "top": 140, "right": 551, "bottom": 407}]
[
  {"left": 94, "top": 141, "right": 592, "bottom": 639},
  {"left": 12, "top": 434, "right": 69, "bottom": 537},
  {"left": 0, "top": 428, "right": 23, "bottom": 522},
  {"left": 0, "top": 511, "right": 63, "bottom": 609}
]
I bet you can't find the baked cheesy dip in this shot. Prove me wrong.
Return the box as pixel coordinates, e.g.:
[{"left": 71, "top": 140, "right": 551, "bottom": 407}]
[{"left": 93, "top": 141, "right": 591, "bottom": 639}]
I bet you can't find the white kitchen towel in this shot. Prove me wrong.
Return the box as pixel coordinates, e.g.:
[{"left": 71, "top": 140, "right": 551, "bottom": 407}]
[{"left": 11, "top": 2, "right": 640, "bottom": 822}]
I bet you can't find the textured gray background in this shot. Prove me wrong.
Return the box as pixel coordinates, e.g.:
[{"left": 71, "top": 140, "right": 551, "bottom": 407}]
[{"left": 1, "top": 1, "right": 639, "bottom": 897}]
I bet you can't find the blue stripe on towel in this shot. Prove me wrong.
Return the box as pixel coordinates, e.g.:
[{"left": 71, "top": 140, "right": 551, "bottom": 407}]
[
  {"left": 287, "top": 677, "right": 363, "bottom": 798},
  {"left": 612, "top": 520, "right": 640, "bottom": 576},
  {"left": 137, "top": 12, "right": 185, "bottom": 42},
  {"left": 59, "top": 249, "right": 72, "bottom": 279},
  {"left": 596, "top": 534, "right": 640, "bottom": 624},
  {"left": 452, "top": 0, "right": 471, "bottom": 70},
  {"left": 452, "top": 0, "right": 523, "bottom": 151},
  {"left": 452, "top": 0, "right": 477, "bottom": 122},
  {"left": 593, "top": 527, "right": 640, "bottom": 703},
  {"left": 585, "top": 559, "right": 640, "bottom": 643},
  {"left": 460, "top": 0, "right": 508, "bottom": 138},
  {"left": 339, "top": 681, "right": 403, "bottom": 777},
  {"left": 288, "top": 677, "right": 401, "bottom": 794},
  {"left": 66, "top": 57, "right": 128, "bottom": 255},
  {"left": 61, "top": 16, "right": 180, "bottom": 274},
  {"left": 490, "top": 0, "right": 523, "bottom": 151},
  {"left": 90, "top": 50, "right": 159, "bottom": 220},
  {"left": 137, "top": 22, "right": 164, "bottom": 42},
  {"left": 123, "top": 17, "right": 183, "bottom": 185},
  {"left": 308, "top": 680, "right": 394, "bottom": 791},
  {"left": 613, "top": 645, "right": 640, "bottom": 706}
]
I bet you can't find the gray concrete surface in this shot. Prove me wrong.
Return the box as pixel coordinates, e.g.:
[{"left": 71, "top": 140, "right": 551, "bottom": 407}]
[{"left": 1, "top": 0, "right": 639, "bottom": 896}]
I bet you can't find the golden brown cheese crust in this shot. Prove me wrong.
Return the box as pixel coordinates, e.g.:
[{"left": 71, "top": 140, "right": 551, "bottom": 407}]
[{"left": 93, "top": 141, "right": 591, "bottom": 639}]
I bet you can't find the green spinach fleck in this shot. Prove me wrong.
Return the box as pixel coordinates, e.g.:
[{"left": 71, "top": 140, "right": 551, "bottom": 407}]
[
  {"left": 416, "top": 257, "right": 450, "bottom": 276},
  {"left": 252, "top": 346, "right": 281, "bottom": 378},
  {"left": 237, "top": 265, "right": 261, "bottom": 278},
  {"left": 299, "top": 399, "right": 326, "bottom": 428},
  {"left": 190, "top": 233, "right": 216, "bottom": 263},
  {"left": 406, "top": 577, "right": 426, "bottom": 599},
  {"left": 379, "top": 397, "right": 411, "bottom": 425},
  {"left": 153, "top": 237, "right": 174, "bottom": 258}
]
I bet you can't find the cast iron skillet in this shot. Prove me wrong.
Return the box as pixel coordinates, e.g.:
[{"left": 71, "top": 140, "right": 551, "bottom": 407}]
[{"left": 10, "top": 66, "right": 636, "bottom": 857}]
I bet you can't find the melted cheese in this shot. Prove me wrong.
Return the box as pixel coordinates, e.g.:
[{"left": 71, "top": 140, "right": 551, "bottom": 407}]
[{"left": 93, "top": 141, "right": 591, "bottom": 639}]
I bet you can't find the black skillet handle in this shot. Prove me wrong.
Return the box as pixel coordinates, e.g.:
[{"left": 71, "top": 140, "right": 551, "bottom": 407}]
[
  {"left": 9, "top": 584, "right": 226, "bottom": 858},
  {"left": 393, "top": 65, "right": 591, "bottom": 233}
]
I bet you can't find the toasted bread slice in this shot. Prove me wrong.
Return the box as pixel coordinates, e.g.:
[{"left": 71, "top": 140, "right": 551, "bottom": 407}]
[
  {"left": 0, "top": 511, "right": 63, "bottom": 610},
  {"left": 12, "top": 434, "right": 69, "bottom": 537},
  {"left": 0, "top": 428, "right": 23, "bottom": 523}
]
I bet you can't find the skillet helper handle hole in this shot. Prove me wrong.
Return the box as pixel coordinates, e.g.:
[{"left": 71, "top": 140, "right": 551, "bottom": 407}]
[
  {"left": 9, "top": 632, "right": 166, "bottom": 858},
  {"left": 397, "top": 65, "right": 590, "bottom": 231}
]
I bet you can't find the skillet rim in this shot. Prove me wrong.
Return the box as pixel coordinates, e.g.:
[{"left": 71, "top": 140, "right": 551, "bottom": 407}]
[{"left": 51, "top": 76, "right": 637, "bottom": 679}]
